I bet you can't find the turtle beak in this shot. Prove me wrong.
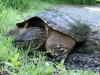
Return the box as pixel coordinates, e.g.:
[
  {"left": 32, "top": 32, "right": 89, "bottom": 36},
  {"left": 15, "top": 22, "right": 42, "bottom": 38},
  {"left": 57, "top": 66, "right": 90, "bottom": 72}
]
[{"left": 12, "top": 27, "right": 35, "bottom": 48}]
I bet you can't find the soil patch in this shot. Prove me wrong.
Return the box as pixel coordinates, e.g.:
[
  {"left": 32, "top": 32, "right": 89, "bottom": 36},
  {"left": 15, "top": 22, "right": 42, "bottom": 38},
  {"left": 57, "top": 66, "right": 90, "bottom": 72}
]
[{"left": 65, "top": 44, "right": 100, "bottom": 72}]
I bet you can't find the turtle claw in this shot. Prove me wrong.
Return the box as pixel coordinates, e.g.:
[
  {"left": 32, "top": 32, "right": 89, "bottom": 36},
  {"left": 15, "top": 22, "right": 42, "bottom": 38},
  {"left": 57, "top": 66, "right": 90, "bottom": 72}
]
[{"left": 48, "top": 44, "right": 69, "bottom": 62}]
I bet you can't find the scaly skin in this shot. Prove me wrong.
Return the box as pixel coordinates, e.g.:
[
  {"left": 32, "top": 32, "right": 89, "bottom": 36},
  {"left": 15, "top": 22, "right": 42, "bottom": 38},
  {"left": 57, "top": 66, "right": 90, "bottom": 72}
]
[
  {"left": 8, "top": 27, "right": 46, "bottom": 49},
  {"left": 46, "top": 27, "right": 76, "bottom": 62}
]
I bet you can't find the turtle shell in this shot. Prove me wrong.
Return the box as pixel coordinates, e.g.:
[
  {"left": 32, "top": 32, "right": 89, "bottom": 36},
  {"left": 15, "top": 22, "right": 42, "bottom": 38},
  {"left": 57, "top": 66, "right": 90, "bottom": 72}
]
[{"left": 16, "top": 11, "right": 90, "bottom": 42}]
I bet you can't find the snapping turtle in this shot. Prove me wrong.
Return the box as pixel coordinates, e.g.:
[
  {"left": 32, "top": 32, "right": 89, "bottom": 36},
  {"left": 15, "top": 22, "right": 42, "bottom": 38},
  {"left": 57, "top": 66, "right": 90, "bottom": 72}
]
[{"left": 7, "top": 11, "right": 90, "bottom": 61}]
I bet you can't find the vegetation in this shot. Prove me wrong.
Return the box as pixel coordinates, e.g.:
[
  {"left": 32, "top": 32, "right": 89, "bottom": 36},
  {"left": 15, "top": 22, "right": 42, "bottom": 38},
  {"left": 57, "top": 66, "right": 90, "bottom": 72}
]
[
  {"left": 97, "top": 0, "right": 100, "bottom": 2},
  {"left": 0, "top": 0, "right": 98, "bottom": 75},
  {"left": 0, "top": 0, "right": 96, "bottom": 11}
]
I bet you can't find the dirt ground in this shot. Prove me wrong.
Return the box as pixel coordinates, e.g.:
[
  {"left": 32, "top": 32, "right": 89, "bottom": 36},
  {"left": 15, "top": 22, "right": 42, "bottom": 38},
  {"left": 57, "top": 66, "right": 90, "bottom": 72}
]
[{"left": 65, "top": 42, "right": 100, "bottom": 72}]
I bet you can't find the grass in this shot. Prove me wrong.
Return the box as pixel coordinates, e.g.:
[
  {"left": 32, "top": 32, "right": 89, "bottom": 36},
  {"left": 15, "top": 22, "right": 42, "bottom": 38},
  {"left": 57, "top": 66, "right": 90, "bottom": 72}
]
[
  {"left": 0, "top": 0, "right": 98, "bottom": 75},
  {"left": 97, "top": 0, "right": 100, "bottom": 1}
]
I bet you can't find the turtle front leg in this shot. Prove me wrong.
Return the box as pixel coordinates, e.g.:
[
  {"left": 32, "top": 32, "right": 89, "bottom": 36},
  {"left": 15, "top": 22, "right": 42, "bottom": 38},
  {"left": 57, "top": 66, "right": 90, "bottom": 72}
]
[
  {"left": 46, "top": 30, "right": 76, "bottom": 62},
  {"left": 47, "top": 44, "right": 69, "bottom": 62}
]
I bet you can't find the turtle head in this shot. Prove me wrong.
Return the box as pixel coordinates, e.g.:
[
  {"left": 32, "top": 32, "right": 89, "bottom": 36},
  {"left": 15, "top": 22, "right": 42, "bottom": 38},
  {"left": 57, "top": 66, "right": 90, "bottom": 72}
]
[
  {"left": 13, "top": 27, "right": 46, "bottom": 49},
  {"left": 12, "top": 16, "right": 47, "bottom": 49}
]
